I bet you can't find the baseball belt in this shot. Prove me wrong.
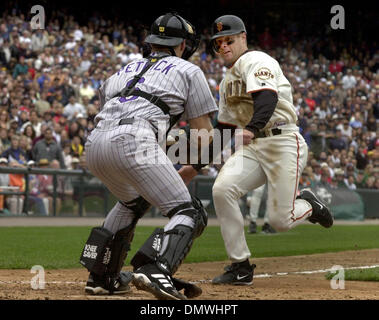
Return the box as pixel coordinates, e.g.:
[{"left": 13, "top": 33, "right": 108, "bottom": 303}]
[{"left": 255, "top": 127, "right": 282, "bottom": 138}]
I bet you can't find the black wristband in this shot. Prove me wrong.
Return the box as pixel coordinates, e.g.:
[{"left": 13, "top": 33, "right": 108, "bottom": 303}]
[
  {"left": 244, "top": 126, "right": 259, "bottom": 136},
  {"left": 191, "top": 163, "right": 207, "bottom": 172}
]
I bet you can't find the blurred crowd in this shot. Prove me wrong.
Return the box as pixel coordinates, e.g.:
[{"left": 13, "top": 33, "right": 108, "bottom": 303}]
[{"left": 0, "top": 9, "right": 378, "bottom": 200}]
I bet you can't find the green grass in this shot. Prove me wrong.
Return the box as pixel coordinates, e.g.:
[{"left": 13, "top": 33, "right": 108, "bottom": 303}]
[
  {"left": 325, "top": 267, "right": 379, "bottom": 282},
  {"left": 0, "top": 225, "right": 378, "bottom": 269}
]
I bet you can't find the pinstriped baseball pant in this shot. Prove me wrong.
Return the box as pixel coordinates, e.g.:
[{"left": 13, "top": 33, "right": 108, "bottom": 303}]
[
  {"left": 212, "top": 131, "right": 311, "bottom": 262},
  {"left": 85, "top": 119, "right": 192, "bottom": 233}
]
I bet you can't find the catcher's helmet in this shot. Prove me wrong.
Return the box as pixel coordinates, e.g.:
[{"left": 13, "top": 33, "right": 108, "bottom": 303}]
[
  {"left": 211, "top": 15, "right": 247, "bottom": 40},
  {"left": 145, "top": 12, "right": 200, "bottom": 60}
]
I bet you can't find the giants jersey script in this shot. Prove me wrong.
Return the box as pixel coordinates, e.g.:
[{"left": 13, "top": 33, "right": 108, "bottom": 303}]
[
  {"left": 218, "top": 50, "right": 297, "bottom": 129},
  {"left": 96, "top": 53, "right": 217, "bottom": 128}
]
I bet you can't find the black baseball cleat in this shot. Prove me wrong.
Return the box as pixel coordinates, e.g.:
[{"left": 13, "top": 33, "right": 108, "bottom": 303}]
[
  {"left": 84, "top": 272, "right": 132, "bottom": 295},
  {"left": 299, "top": 189, "right": 333, "bottom": 228},
  {"left": 212, "top": 260, "right": 256, "bottom": 285},
  {"left": 248, "top": 221, "right": 257, "bottom": 234},
  {"left": 261, "top": 222, "right": 276, "bottom": 234},
  {"left": 132, "top": 263, "right": 187, "bottom": 300}
]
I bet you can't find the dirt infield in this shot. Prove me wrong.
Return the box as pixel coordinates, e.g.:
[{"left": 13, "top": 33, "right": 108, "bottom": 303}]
[{"left": 1, "top": 249, "right": 378, "bottom": 300}]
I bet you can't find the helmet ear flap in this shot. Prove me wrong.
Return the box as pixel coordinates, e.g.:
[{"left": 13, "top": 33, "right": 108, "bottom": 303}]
[
  {"left": 211, "top": 38, "right": 221, "bottom": 54},
  {"left": 173, "top": 15, "right": 200, "bottom": 60}
]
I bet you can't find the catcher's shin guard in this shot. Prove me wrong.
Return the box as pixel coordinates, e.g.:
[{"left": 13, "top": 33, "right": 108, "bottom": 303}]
[
  {"left": 131, "top": 196, "right": 208, "bottom": 275},
  {"left": 79, "top": 196, "right": 151, "bottom": 292},
  {"left": 79, "top": 224, "right": 135, "bottom": 291}
]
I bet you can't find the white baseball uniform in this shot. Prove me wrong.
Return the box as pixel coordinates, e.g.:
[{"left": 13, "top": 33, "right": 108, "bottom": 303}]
[
  {"left": 212, "top": 50, "right": 312, "bottom": 262},
  {"left": 247, "top": 184, "right": 267, "bottom": 223},
  {"left": 85, "top": 52, "right": 217, "bottom": 233}
]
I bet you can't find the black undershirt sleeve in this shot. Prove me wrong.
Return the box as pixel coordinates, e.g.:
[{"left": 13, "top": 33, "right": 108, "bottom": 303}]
[{"left": 245, "top": 90, "right": 278, "bottom": 136}]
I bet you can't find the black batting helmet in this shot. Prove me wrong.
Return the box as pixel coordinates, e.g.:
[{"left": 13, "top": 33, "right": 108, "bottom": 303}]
[
  {"left": 211, "top": 15, "right": 247, "bottom": 40},
  {"left": 211, "top": 15, "right": 246, "bottom": 53},
  {"left": 145, "top": 12, "right": 200, "bottom": 60}
]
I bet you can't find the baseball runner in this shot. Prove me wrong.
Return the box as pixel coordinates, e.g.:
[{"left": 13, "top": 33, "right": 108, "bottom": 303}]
[
  {"left": 180, "top": 15, "right": 333, "bottom": 285},
  {"left": 79, "top": 12, "right": 217, "bottom": 300}
]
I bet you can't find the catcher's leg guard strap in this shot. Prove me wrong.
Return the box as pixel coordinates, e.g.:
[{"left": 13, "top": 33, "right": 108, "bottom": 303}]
[
  {"left": 130, "top": 227, "right": 164, "bottom": 271},
  {"left": 158, "top": 197, "right": 208, "bottom": 275},
  {"left": 119, "top": 196, "right": 151, "bottom": 219},
  {"left": 106, "top": 224, "right": 136, "bottom": 277},
  {"left": 131, "top": 196, "right": 208, "bottom": 275}
]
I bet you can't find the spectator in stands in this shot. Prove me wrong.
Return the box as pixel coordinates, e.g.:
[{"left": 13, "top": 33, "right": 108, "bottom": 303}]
[
  {"left": 21, "top": 123, "right": 37, "bottom": 142},
  {"left": 356, "top": 145, "right": 369, "bottom": 170},
  {"left": 0, "top": 157, "right": 10, "bottom": 214},
  {"left": 307, "top": 122, "right": 327, "bottom": 158},
  {"left": 27, "top": 159, "right": 48, "bottom": 215},
  {"left": 318, "top": 162, "right": 332, "bottom": 187},
  {"left": 336, "top": 119, "right": 353, "bottom": 143},
  {"left": 342, "top": 69, "right": 357, "bottom": 90},
  {"left": 34, "top": 90, "right": 51, "bottom": 116},
  {"left": 33, "top": 158, "right": 53, "bottom": 214},
  {"left": 63, "top": 95, "right": 86, "bottom": 121},
  {"left": 19, "top": 134, "right": 32, "bottom": 161},
  {"left": 0, "top": 128, "right": 10, "bottom": 154},
  {"left": 62, "top": 140, "right": 73, "bottom": 169},
  {"left": 70, "top": 135, "right": 84, "bottom": 158},
  {"left": 31, "top": 127, "right": 66, "bottom": 168},
  {"left": 344, "top": 175, "right": 357, "bottom": 190},
  {"left": 1, "top": 134, "right": 27, "bottom": 165},
  {"left": 329, "top": 129, "right": 348, "bottom": 152},
  {"left": 12, "top": 55, "right": 28, "bottom": 78},
  {"left": 334, "top": 168, "right": 346, "bottom": 188},
  {"left": 0, "top": 110, "right": 10, "bottom": 130},
  {"left": 0, "top": 8, "right": 376, "bottom": 189},
  {"left": 7, "top": 158, "right": 25, "bottom": 215}
]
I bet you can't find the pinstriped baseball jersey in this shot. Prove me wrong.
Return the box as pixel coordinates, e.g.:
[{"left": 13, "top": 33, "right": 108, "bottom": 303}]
[
  {"left": 86, "top": 51, "right": 218, "bottom": 217},
  {"left": 96, "top": 52, "right": 218, "bottom": 131},
  {"left": 217, "top": 50, "right": 297, "bottom": 129}
]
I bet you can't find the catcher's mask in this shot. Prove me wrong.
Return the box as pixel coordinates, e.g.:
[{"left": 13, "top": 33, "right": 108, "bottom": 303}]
[
  {"left": 145, "top": 12, "right": 200, "bottom": 60},
  {"left": 210, "top": 15, "right": 247, "bottom": 53}
]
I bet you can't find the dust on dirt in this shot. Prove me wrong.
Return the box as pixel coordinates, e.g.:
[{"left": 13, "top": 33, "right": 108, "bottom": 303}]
[{"left": 1, "top": 249, "right": 378, "bottom": 300}]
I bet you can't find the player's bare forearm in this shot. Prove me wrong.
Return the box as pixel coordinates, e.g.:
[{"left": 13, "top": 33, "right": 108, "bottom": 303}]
[
  {"left": 188, "top": 114, "right": 214, "bottom": 149},
  {"left": 178, "top": 165, "right": 198, "bottom": 185}
]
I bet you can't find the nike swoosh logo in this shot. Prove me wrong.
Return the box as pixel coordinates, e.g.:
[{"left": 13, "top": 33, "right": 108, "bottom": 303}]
[
  {"left": 315, "top": 202, "right": 324, "bottom": 210},
  {"left": 236, "top": 274, "right": 249, "bottom": 280}
]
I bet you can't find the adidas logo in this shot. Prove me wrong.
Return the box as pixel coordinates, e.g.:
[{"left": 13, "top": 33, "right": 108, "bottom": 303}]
[
  {"left": 158, "top": 262, "right": 168, "bottom": 271},
  {"left": 151, "top": 274, "right": 173, "bottom": 288}
]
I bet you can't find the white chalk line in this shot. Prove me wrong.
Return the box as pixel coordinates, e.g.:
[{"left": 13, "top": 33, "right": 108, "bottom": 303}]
[{"left": 1, "top": 264, "right": 378, "bottom": 286}]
